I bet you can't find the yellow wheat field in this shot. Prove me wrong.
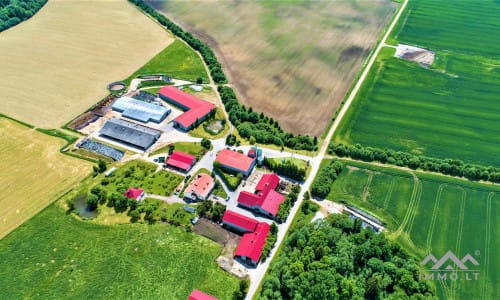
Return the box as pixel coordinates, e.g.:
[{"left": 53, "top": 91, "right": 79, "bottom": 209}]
[{"left": 0, "top": 0, "right": 173, "bottom": 128}]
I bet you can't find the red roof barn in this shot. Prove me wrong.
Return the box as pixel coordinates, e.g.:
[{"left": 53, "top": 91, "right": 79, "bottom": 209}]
[
  {"left": 188, "top": 289, "right": 218, "bottom": 300},
  {"left": 237, "top": 173, "right": 285, "bottom": 217},
  {"left": 159, "top": 86, "right": 215, "bottom": 131},
  {"left": 166, "top": 151, "right": 196, "bottom": 172},
  {"left": 215, "top": 148, "right": 256, "bottom": 177},
  {"left": 222, "top": 210, "right": 259, "bottom": 233},
  {"left": 124, "top": 188, "right": 145, "bottom": 201},
  {"left": 234, "top": 222, "right": 270, "bottom": 266}
]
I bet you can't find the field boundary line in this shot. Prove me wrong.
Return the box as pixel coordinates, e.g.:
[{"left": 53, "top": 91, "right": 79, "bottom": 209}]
[
  {"left": 426, "top": 184, "right": 445, "bottom": 252},
  {"left": 396, "top": 176, "right": 420, "bottom": 235},
  {"left": 362, "top": 173, "right": 374, "bottom": 201},
  {"left": 405, "top": 179, "right": 422, "bottom": 235},
  {"left": 482, "top": 192, "right": 493, "bottom": 299},
  {"left": 383, "top": 179, "right": 395, "bottom": 209}
]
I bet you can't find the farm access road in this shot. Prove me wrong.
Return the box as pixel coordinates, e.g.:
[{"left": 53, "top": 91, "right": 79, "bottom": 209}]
[{"left": 245, "top": 0, "right": 409, "bottom": 298}]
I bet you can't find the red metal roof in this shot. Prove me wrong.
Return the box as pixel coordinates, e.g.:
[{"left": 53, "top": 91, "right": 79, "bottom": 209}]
[
  {"left": 159, "top": 86, "right": 215, "bottom": 129},
  {"left": 260, "top": 190, "right": 285, "bottom": 216},
  {"left": 188, "top": 289, "right": 218, "bottom": 300},
  {"left": 237, "top": 191, "right": 262, "bottom": 207},
  {"left": 124, "top": 188, "right": 144, "bottom": 200},
  {"left": 237, "top": 173, "right": 285, "bottom": 216},
  {"left": 166, "top": 151, "right": 196, "bottom": 171},
  {"left": 255, "top": 173, "right": 280, "bottom": 192},
  {"left": 222, "top": 210, "right": 259, "bottom": 232},
  {"left": 185, "top": 173, "right": 214, "bottom": 199},
  {"left": 234, "top": 222, "right": 270, "bottom": 263},
  {"left": 215, "top": 149, "right": 255, "bottom": 173}
]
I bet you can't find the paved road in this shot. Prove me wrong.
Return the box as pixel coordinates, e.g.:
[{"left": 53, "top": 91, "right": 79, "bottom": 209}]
[{"left": 245, "top": 0, "right": 409, "bottom": 298}]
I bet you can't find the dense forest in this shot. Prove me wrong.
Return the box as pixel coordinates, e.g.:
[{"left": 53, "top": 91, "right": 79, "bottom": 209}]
[
  {"left": 0, "top": 0, "right": 47, "bottom": 32},
  {"left": 259, "top": 208, "right": 436, "bottom": 299}
]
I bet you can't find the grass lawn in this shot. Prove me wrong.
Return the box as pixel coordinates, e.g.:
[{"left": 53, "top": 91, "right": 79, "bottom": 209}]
[
  {"left": 0, "top": 204, "right": 240, "bottom": 299},
  {"left": 334, "top": 0, "right": 500, "bottom": 167},
  {"left": 267, "top": 156, "right": 311, "bottom": 177},
  {"left": 126, "top": 39, "right": 208, "bottom": 84},
  {"left": 190, "top": 108, "right": 230, "bottom": 139},
  {"left": 321, "top": 159, "right": 500, "bottom": 300},
  {"left": 212, "top": 179, "right": 228, "bottom": 199},
  {"left": 0, "top": 117, "right": 92, "bottom": 239},
  {"left": 102, "top": 161, "right": 183, "bottom": 197},
  {"left": 0, "top": 0, "right": 172, "bottom": 128},
  {"left": 150, "top": 142, "right": 208, "bottom": 160}
]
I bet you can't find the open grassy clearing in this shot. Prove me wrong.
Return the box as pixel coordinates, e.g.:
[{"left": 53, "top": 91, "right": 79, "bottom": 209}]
[
  {"left": 0, "top": 117, "right": 91, "bottom": 239},
  {"left": 147, "top": 0, "right": 396, "bottom": 136},
  {"left": 125, "top": 39, "right": 208, "bottom": 84},
  {"left": 334, "top": 0, "right": 500, "bottom": 167},
  {"left": 0, "top": 204, "right": 239, "bottom": 299},
  {"left": 150, "top": 141, "right": 208, "bottom": 159},
  {"left": 0, "top": 0, "right": 172, "bottom": 128},
  {"left": 323, "top": 159, "right": 499, "bottom": 300}
]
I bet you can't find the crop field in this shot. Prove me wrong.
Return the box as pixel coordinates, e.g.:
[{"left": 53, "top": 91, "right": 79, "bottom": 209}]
[
  {"left": 126, "top": 39, "right": 208, "bottom": 83},
  {"left": 334, "top": 0, "right": 500, "bottom": 167},
  {"left": 0, "top": 0, "right": 172, "bottom": 128},
  {"left": 325, "top": 160, "right": 499, "bottom": 300},
  {"left": 0, "top": 205, "right": 240, "bottom": 299},
  {"left": 146, "top": 0, "right": 397, "bottom": 136},
  {"left": 0, "top": 117, "right": 91, "bottom": 239}
]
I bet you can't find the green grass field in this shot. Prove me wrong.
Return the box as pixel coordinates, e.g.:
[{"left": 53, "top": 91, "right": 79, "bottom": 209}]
[
  {"left": 126, "top": 39, "right": 208, "bottom": 83},
  {"left": 0, "top": 204, "right": 239, "bottom": 299},
  {"left": 334, "top": 0, "right": 500, "bottom": 167},
  {"left": 324, "top": 160, "right": 499, "bottom": 300},
  {"left": 150, "top": 141, "right": 208, "bottom": 159}
]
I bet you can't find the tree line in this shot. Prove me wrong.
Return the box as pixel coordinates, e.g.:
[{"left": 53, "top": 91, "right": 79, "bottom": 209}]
[
  {"left": 0, "top": 0, "right": 47, "bottom": 32},
  {"left": 263, "top": 157, "right": 307, "bottom": 181},
  {"left": 310, "top": 159, "right": 343, "bottom": 198},
  {"left": 330, "top": 143, "right": 500, "bottom": 183},
  {"left": 218, "top": 86, "right": 318, "bottom": 151},
  {"left": 128, "top": 0, "right": 226, "bottom": 83},
  {"left": 275, "top": 184, "right": 301, "bottom": 223},
  {"left": 259, "top": 208, "right": 435, "bottom": 299}
]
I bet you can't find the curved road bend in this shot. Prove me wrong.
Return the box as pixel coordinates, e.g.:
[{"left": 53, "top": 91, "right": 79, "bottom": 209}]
[{"left": 245, "top": 0, "right": 409, "bottom": 298}]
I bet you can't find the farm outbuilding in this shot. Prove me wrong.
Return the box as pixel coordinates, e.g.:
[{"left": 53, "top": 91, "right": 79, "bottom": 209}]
[
  {"left": 222, "top": 210, "right": 259, "bottom": 233},
  {"left": 124, "top": 188, "right": 144, "bottom": 202},
  {"left": 234, "top": 222, "right": 270, "bottom": 266},
  {"left": 112, "top": 96, "right": 170, "bottom": 123},
  {"left": 215, "top": 148, "right": 256, "bottom": 177},
  {"left": 188, "top": 289, "right": 218, "bottom": 300},
  {"left": 99, "top": 118, "right": 161, "bottom": 151},
  {"left": 159, "top": 86, "right": 215, "bottom": 131},
  {"left": 237, "top": 173, "right": 285, "bottom": 218},
  {"left": 166, "top": 151, "right": 196, "bottom": 172}
]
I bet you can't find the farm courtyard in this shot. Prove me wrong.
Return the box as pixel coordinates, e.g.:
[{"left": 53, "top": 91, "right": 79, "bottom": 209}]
[
  {"left": 0, "top": 117, "right": 92, "bottom": 239},
  {"left": 0, "top": 0, "right": 173, "bottom": 128},
  {"left": 147, "top": 0, "right": 397, "bottom": 136}
]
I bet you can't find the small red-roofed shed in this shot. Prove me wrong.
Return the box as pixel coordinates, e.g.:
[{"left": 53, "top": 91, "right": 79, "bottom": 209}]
[
  {"left": 166, "top": 151, "right": 196, "bottom": 172},
  {"left": 215, "top": 148, "right": 256, "bottom": 177},
  {"left": 124, "top": 188, "right": 145, "bottom": 202},
  {"left": 222, "top": 210, "right": 259, "bottom": 233},
  {"left": 188, "top": 289, "right": 218, "bottom": 300}
]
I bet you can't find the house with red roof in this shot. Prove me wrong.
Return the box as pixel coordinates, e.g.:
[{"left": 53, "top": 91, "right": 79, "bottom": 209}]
[
  {"left": 124, "top": 188, "right": 145, "bottom": 202},
  {"left": 183, "top": 173, "right": 215, "bottom": 201},
  {"left": 222, "top": 210, "right": 259, "bottom": 233},
  {"left": 237, "top": 173, "right": 285, "bottom": 218},
  {"left": 188, "top": 289, "right": 218, "bottom": 300},
  {"left": 234, "top": 222, "right": 270, "bottom": 266},
  {"left": 166, "top": 151, "right": 196, "bottom": 172},
  {"left": 215, "top": 148, "right": 256, "bottom": 177},
  {"left": 159, "top": 86, "right": 215, "bottom": 131}
]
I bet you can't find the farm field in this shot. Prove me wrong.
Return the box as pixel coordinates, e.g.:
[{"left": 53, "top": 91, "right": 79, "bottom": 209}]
[
  {"left": 324, "top": 159, "right": 499, "bottom": 300},
  {"left": 334, "top": 0, "right": 500, "bottom": 167},
  {"left": 146, "top": 0, "right": 397, "bottom": 136},
  {"left": 126, "top": 39, "right": 208, "bottom": 83},
  {"left": 0, "top": 0, "right": 172, "bottom": 128},
  {"left": 0, "top": 204, "right": 240, "bottom": 299},
  {"left": 0, "top": 117, "right": 92, "bottom": 239}
]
